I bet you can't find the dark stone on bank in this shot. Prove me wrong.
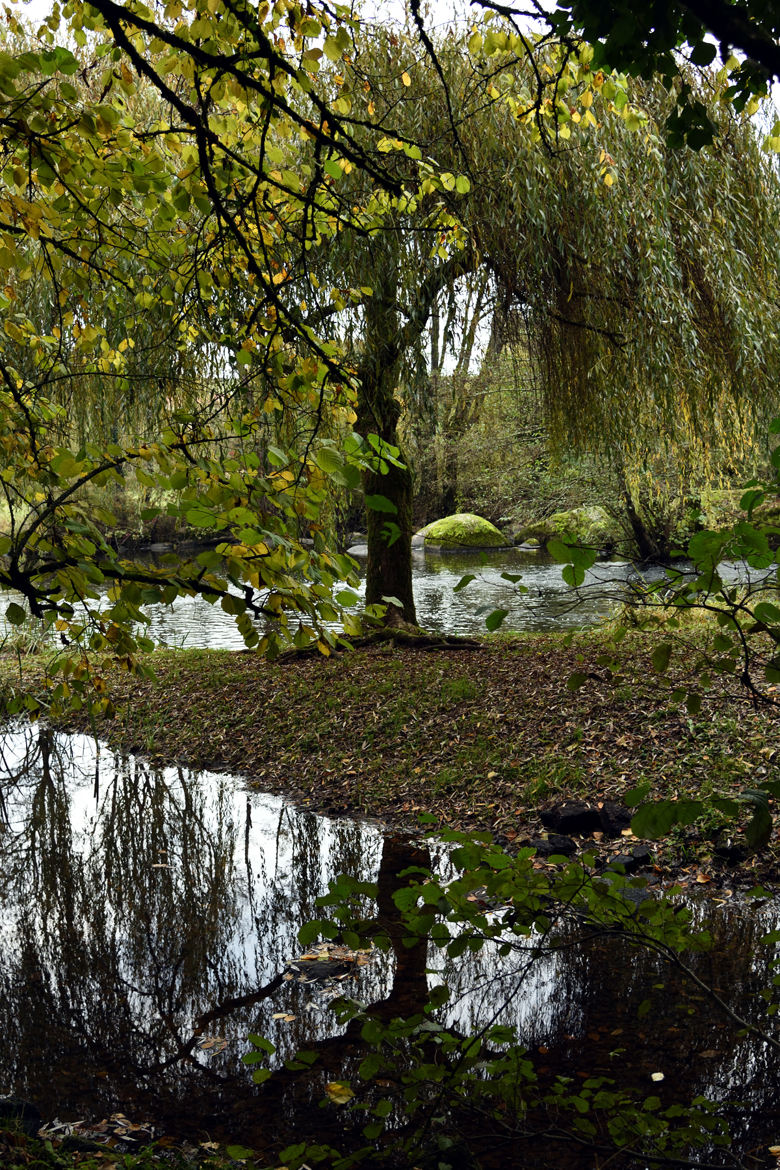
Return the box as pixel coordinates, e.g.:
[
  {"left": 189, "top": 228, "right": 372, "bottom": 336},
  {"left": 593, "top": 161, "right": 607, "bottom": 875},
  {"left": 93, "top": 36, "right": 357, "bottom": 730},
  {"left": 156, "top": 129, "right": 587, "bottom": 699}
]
[
  {"left": 540, "top": 800, "right": 633, "bottom": 838},
  {"left": 528, "top": 834, "right": 577, "bottom": 857},
  {"left": 714, "top": 841, "right": 749, "bottom": 864},
  {"left": 0, "top": 1098, "right": 41, "bottom": 1136},
  {"left": 598, "top": 801, "right": 633, "bottom": 837},
  {"left": 541, "top": 801, "right": 602, "bottom": 835},
  {"left": 604, "top": 845, "right": 653, "bottom": 874}
]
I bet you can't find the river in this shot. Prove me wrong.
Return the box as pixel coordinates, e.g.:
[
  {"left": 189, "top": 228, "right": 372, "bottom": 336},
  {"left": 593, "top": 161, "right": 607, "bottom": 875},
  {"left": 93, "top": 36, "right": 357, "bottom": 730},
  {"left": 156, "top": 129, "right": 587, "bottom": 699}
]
[{"left": 85, "top": 546, "right": 774, "bottom": 649}]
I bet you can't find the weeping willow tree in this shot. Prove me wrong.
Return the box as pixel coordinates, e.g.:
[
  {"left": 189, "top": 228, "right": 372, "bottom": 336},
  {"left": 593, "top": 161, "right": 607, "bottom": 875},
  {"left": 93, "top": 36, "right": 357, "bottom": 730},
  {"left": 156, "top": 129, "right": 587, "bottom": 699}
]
[
  {"left": 302, "top": 21, "right": 780, "bottom": 614},
  {"left": 463, "top": 42, "right": 780, "bottom": 506}
]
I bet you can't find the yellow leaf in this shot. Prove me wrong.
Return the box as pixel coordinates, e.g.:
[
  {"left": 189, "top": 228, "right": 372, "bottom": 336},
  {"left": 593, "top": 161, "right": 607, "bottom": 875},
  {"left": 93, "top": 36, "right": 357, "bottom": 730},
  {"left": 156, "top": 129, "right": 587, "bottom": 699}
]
[
  {"left": 401, "top": 71, "right": 411, "bottom": 87},
  {"left": 325, "top": 1081, "right": 354, "bottom": 1105},
  {"left": 603, "top": 172, "right": 614, "bottom": 187}
]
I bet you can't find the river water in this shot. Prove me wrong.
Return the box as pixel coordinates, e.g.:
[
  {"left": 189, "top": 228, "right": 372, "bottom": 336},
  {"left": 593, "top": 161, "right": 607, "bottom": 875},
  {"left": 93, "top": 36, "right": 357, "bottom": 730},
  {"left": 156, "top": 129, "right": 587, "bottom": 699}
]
[
  {"left": 1, "top": 722, "right": 779, "bottom": 1166},
  {"left": 103, "top": 547, "right": 780, "bottom": 649},
  {"left": 1, "top": 544, "right": 774, "bottom": 650},
  {"left": 94, "top": 547, "right": 764, "bottom": 649}
]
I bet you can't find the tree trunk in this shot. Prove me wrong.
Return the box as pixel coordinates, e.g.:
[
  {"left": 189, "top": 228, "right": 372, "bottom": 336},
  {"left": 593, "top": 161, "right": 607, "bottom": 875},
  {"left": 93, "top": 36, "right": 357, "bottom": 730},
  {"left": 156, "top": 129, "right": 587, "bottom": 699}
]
[
  {"left": 354, "top": 246, "right": 475, "bottom": 626},
  {"left": 356, "top": 287, "right": 417, "bottom": 626},
  {"left": 615, "top": 468, "right": 661, "bottom": 563}
]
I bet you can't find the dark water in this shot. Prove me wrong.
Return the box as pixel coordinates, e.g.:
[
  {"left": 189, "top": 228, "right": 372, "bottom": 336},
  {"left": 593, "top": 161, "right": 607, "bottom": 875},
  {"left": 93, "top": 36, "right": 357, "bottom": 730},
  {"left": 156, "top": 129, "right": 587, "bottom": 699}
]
[{"left": 1, "top": 723, "right": 779, "bottom": 1165}]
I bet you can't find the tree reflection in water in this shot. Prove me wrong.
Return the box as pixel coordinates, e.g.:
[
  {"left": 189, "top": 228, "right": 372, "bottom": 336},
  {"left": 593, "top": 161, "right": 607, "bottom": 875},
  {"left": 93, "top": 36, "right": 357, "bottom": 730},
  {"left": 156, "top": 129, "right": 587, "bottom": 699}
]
[{"left": 0, "top": 724, "right": 779, "bottom": 1166}]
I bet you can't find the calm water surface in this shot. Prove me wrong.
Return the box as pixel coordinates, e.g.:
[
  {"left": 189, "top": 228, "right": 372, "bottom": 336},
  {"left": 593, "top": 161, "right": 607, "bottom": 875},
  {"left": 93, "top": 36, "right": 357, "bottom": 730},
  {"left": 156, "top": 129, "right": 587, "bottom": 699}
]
[{"left": 1, "top": 723, "right": 779, "bottom": 1164}]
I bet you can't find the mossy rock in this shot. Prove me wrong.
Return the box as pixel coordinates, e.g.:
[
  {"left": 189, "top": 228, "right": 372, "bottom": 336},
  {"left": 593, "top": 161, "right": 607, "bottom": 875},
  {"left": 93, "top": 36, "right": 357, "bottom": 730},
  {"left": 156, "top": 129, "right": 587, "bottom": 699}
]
[
  {"left": 517, "top": 505, "right": 620, "bottom": 551},
  {"left": 418, "top": 512, "right": 509, "bottom": 550}
]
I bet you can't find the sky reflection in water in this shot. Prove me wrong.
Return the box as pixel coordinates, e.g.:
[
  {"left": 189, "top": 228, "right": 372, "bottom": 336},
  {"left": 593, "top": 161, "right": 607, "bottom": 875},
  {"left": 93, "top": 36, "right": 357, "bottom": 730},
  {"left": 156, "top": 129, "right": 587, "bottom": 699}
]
[{"left": 0, "top": 722, "right": 779, "bottom": 1160}]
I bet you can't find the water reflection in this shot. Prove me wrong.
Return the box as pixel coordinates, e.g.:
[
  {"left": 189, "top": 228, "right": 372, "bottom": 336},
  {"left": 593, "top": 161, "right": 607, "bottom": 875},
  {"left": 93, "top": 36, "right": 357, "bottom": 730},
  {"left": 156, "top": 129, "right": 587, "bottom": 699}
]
[
  {"left": 0, "top": 725, "right": 387, "bottom": 1123},
  {"left": 1, "top": 725, "right": 780, "bottom": 1163}
]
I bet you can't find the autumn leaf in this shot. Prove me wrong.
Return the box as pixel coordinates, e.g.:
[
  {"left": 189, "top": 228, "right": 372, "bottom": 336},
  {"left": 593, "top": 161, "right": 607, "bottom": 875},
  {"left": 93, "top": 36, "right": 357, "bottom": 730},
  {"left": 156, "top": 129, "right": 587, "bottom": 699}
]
[{"left": 325, "top": 1081, "right": 355, "bottom": 1105}]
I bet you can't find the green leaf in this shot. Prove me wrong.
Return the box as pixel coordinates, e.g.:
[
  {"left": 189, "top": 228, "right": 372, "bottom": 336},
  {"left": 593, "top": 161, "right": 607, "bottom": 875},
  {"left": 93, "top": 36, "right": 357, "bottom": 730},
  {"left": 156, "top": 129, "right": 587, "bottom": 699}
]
[
  {"left": 485, "top": 608, "right": 509, "bottom": 631},
  {"left": 567, "top": 671, "right": 588, "bottom": 690},
  {"left": 754, "top": 602, "right": 780, "bottom": 626},
  {"left": 246, "top": 1033, "right": 275, "bottom": 1055},
  {"left": 225, "top": 1146, "right": 255, "bottom": 1160},
  {"left": 625, "top": 782, "right": 652, "bottom": 809},
  {"left": 314, "top": 445, "right": 345, "bottom": 476},
  {"left": 335, "top": 589, "right": 360, "bottom": 606},
  {"left": 365, "top": 493, "right": 397, "bottom": 514},
  {"left": 380, "top": 522, "right": 401, "bottom": 548},
  {"left": 547, "top": 538, "right": 572, "bottom": 563},
  {"left": 740, "top": 488, "right": 765, "bottom": 515},
  {"left": 298, "top": 921, "right": 322, "bottom": 945},
  {"left": 745, "top": 804, "right": 773, "bottom": 852},
  {"left": 630, "top": 799, "right": 703, "bottom": 838},
  {"left": 685, "top": 693, "right": 702, "bottom": 715},
  {"left": 5, "top": 602, "right": 27, "bottom": 626},
  {"left": 651, "top": 642, "right": 672, "bottom": 673},
  {"left": 453, "top": 573, "right": 476, "bottom": 592},
  {"left": 562, "top": 564, "right": 585, "bottom": 588},
  {"left": 689, "top": 41, "right": 717, "bottom": 67}
]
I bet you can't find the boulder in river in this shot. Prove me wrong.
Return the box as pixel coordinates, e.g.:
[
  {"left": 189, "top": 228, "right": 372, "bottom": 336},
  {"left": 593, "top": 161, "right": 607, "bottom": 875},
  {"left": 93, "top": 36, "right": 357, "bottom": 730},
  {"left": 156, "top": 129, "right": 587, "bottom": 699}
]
[
  {"left": 417, "top": 513, "right": 509, "bottom": 550},
  {"left": 516, "top": 505, "right": 620, "bottom": 554}
]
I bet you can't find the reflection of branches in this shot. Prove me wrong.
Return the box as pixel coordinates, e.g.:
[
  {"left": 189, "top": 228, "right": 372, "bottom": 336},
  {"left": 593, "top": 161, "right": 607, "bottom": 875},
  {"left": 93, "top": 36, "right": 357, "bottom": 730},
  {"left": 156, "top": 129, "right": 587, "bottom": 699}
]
[{"left": 148, "top": 972, "right": 285, "bottom": 1075}]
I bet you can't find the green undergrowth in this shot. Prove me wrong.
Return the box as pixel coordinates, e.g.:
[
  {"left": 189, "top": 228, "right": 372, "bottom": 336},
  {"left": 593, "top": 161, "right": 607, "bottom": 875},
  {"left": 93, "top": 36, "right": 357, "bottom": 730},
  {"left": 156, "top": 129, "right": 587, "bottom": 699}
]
[{"left": 1, "top": 628, "right": 776, "bottom": 861}]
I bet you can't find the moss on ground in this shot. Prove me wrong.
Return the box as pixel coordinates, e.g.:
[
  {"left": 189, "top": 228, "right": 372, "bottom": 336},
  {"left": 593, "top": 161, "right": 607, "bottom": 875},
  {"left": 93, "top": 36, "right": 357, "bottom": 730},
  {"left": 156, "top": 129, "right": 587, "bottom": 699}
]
[{"left": 0, "top": 1129, "right": 242, "bottom": 1170}]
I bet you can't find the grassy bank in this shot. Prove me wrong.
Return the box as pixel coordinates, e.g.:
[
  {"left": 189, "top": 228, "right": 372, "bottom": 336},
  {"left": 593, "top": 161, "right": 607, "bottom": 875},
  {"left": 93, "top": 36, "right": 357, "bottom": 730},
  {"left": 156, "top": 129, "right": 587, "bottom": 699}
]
[{"left": 1, "top": 629, "right": 777, "bottom": 872}]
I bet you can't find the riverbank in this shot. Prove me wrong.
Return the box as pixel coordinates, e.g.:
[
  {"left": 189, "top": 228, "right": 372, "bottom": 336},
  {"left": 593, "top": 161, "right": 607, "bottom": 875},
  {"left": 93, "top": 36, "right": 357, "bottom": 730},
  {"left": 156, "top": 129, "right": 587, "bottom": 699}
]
[{"left": 2, "top": 629, "right": 778, "bottom": 881}]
